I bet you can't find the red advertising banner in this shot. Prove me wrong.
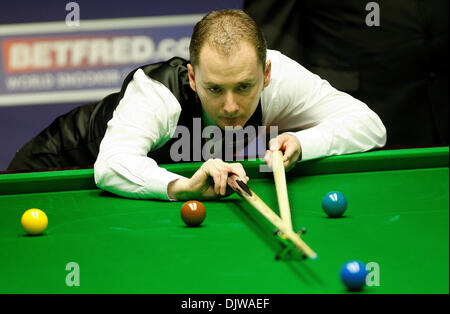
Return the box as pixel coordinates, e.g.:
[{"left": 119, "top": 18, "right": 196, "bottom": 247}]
[{"left": 0, "top": 14, "right": 202, "bottom": 106}]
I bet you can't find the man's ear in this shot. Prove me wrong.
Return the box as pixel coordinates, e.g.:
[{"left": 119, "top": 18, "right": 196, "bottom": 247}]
[
  {"left": 263, "top": 60, "right": 271, "bottom": 88},
  {"left": 187, "top": 63, "right": 197, "bottom": 92}
]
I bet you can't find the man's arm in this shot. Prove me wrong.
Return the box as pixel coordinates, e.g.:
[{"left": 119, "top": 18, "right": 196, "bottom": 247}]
[
  {"left": 94, "top": 69, "right": 183, "bottom": 200},
  {"left": 94, "top": 69, "right": 249, "bottom": 201},
  {"left": 262, "top": 50, "right": 386, "bottom": 166}
]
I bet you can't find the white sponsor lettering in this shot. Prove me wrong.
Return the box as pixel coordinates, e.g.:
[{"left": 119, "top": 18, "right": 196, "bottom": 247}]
[{"left": 7, "top": 36, "right": 189, "bottom": 71}]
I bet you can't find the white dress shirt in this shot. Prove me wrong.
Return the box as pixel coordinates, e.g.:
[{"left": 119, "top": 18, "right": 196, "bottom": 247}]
[{"left": 94, "top": 49, "right": 386, "bottom": 200}]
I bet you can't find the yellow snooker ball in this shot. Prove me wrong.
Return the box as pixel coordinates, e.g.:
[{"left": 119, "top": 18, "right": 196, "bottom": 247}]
[{"left": 21, "top": 208, "right": 48, "bottom": 235}]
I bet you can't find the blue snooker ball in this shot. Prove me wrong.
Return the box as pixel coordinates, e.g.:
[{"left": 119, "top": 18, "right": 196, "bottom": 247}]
[
  {"left": 322, "top": 191, "right": 347, "bottom": 217},
  {"left": 340, "top": 260, "right": 367, "bottom": 291}
]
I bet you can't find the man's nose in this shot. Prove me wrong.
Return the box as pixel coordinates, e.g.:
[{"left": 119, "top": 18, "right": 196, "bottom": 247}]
[{"left": 223, "top": 92, "right": 239, "bottom": 116}]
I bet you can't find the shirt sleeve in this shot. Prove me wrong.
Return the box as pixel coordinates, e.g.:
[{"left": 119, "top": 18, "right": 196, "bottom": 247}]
[
  {"left": 94, "top": 69, "right": 184, "bottom": 200},
  {"left": 261, "top": 50, "right": 387, "bottom": 161}
]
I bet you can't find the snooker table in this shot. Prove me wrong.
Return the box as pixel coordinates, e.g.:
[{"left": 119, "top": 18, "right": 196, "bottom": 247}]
[{"left": 0, "top": 147, "right": 448, "bottom": 294}]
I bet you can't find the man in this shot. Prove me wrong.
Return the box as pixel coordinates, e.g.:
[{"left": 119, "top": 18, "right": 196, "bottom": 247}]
[{"left": 8, "top": 10, "right": 386, "bottom": 201}]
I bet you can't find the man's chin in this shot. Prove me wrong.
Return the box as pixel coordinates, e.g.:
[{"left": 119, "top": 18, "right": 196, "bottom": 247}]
[{"left": 219, "top": 120, "right": 245, "bottom": 130}]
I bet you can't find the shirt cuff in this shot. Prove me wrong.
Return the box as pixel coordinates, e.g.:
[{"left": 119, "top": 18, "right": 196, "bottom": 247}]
[
  {"left": 287, "top": 128, "right": 331, "bottom": 161},
  {"left": 142, "top": 167, "right": 185, "bottom": 201}
]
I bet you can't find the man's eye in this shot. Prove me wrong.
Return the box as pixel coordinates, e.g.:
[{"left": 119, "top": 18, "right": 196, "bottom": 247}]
[
  {"left": 238, "top": 85, "right": 250, "bottom": 91},
  {"left": 208, "top": 87, "right": 222, "bottom": 94}
]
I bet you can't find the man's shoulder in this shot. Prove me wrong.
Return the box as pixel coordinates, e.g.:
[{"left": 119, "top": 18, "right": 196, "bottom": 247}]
[
  {"left": 264, "top": 49, "right": 299, "bottom": 91},
  {"left": 266, "top": 49, "right": 281, "bottom": 59},
  {"left": 118, "top": 56, "right": 193, "bottom": 104},
  {"left": 266, "top": 49, "right": 290, "bottom": 66},
  {"left": 120, "top": 57, "right": 189, "bottom": 89},
  {"left": 140, "top": 56, "right": 189, "bottom": 76}
]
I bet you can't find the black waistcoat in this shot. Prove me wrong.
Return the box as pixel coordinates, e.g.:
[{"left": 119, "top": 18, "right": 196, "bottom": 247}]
[{"left": 8, "top": 57, "right": 263, "bottom": 170}]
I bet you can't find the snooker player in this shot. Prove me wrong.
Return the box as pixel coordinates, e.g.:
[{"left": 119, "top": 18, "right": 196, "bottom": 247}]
[{"left": 7, "top": 10, "right": 386, "bottom": 201}]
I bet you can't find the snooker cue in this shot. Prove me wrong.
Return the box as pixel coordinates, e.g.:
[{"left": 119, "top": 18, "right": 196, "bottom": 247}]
[
  {"left": 271, "top": 150, "right": 293, "bottom": 230},
  {"left": 227, "top": 175, "right": 318, "bottom": 260}
]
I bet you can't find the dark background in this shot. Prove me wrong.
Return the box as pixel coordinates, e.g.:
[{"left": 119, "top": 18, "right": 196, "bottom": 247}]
[{"left": 245, "top": 0, "right": 449, "bottom": 149}]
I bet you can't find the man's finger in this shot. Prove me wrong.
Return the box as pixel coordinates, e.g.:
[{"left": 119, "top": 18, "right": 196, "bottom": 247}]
[
  {"left": 269, "top": 137, "right": 281, "bottom": 151},
  {"left": 208, "top": 164, "right": 223, "bottom": 195},
  {"left": 283, "top": 144, "right": 297, "bottom": 162},
  {"left": 231, "top": 164, "right": 248, "bottom": 184},
  {"left": 219, "top": 170, "right": 228, "bottom": 195},
  {"left": 264, "top": 150, "right": 273, "bottom": 167}
]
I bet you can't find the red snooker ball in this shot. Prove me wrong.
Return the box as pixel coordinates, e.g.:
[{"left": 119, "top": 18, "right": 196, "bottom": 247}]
[{"left": 181, "top": 200, "right": 206, "bottom": 227}]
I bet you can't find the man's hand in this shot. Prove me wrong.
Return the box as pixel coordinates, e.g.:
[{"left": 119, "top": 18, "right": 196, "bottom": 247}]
[
  {"left": 167, "top": 159, "right": 249, "bottom": 201},
  {"left": 264, "top": 133, "right": 302, "bottom": 171}
]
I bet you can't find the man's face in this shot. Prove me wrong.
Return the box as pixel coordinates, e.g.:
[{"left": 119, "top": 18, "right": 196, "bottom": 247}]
[{"left": 188, "top": 42, "right": 271, "bottom": 129}]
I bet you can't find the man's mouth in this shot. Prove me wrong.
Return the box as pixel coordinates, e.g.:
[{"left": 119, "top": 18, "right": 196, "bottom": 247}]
[{"left": 222, "top": 117, "right": 239, "bottom": 124}]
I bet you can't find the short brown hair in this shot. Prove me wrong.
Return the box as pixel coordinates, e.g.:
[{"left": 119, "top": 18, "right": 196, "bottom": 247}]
[{"left": 189, "top": 9, "right": 267, "bottom": 70}]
